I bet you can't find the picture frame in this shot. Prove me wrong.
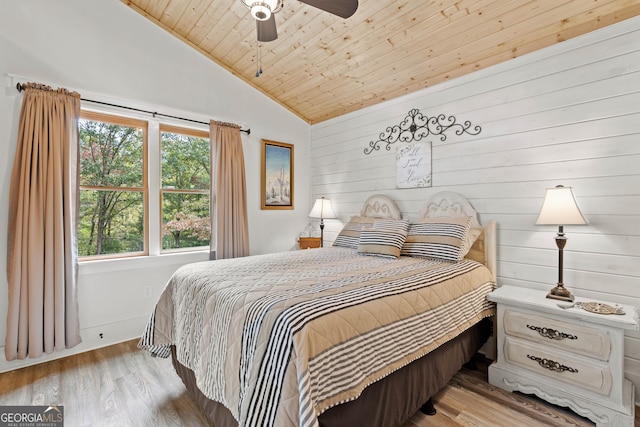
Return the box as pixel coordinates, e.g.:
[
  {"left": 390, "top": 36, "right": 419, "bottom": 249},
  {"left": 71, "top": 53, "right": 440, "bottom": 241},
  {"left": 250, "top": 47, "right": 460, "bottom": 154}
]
[{"left": 261, "top": 139, "right": 294, "bottom": 210}]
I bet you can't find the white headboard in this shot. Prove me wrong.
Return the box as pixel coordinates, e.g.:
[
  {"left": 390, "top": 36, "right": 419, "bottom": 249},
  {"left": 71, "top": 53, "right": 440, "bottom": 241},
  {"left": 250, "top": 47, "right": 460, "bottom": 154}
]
[
  {"left": 360, "top": 194, "right": 402, "bottom": 219},
  {"left": 355, "top": 192, "right": 496, "bottom": 280},
  {"left": 418, "top": 191, "right": 497, "bottom": 281},
  {"left": 417, "top": 191, "right": 482, "bottom": 229}
]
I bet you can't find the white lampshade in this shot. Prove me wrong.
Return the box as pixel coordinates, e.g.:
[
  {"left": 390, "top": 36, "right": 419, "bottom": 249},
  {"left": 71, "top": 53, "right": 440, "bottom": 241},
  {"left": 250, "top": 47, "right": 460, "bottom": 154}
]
[
  {"left": 536, "top": 185, "right": 588, "bottom": 225},
  {"left": 309, "top": 197, "right": 336, "bottom": 219}
]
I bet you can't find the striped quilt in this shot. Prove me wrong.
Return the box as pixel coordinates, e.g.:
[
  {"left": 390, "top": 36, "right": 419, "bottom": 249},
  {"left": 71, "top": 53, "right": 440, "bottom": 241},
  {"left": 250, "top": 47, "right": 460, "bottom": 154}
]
[{"left": 139, "top": 247, "right": 495, "bottom": 427}]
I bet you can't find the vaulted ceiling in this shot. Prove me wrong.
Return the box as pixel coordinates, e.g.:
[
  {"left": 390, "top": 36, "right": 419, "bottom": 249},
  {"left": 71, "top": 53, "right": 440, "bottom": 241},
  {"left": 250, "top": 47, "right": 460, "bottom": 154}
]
[{"left": 122, "top": 0, "right": 640, "bottom": 124}]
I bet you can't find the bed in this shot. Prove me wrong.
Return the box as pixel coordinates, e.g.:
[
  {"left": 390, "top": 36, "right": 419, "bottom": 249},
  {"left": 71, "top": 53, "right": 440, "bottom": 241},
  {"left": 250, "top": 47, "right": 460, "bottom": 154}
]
[{"left": 139, "top": 191, "right": 497, "bottom": 427}]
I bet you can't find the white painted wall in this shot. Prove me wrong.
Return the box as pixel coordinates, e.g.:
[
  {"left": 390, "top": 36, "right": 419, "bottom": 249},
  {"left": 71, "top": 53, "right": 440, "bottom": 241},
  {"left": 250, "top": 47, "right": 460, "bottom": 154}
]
[
  {"left": 311, "top": 17, "right": 640, "bottom": 403},
  {"left": 0, "top": 0, "right": 310, "bottom": 372}
]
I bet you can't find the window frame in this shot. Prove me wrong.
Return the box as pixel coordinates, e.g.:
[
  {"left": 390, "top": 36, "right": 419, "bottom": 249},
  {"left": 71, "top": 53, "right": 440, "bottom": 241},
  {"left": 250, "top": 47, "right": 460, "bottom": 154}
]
[
  {"left": 77, "top": 110, "right": 214, "bottom": 261},
  {"left": 159, "top": 124, "right": 212, "bottom": 254},
  {"left": 78, "top": 110, "right": 149, "bottom": 260}
]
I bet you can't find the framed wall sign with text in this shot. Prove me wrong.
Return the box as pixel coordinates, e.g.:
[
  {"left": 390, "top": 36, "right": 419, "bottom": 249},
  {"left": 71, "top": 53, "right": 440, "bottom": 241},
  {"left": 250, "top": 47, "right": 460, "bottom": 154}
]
[{"left": 396, "top": 142, "right": 432, "bottom": 188}]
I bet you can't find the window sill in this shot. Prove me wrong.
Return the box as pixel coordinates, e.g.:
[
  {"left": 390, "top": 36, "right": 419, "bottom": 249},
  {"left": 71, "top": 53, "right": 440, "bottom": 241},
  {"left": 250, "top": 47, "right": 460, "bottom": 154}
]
[{"left": 78, "top": 250, "right": 210, "bottom": 275}]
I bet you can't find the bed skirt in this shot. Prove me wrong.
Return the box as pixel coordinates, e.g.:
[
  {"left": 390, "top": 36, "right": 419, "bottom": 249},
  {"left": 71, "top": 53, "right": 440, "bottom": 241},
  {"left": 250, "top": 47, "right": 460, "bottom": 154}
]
[{"left": 170, "top": 317, "right": 491, "bottom": 427}]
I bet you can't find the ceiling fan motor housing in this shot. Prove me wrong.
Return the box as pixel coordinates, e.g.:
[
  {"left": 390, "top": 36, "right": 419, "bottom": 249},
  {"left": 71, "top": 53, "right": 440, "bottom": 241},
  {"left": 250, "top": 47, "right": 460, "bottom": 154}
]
[{"left": 248, "top": 0, "right": 358, "bottom": 44}]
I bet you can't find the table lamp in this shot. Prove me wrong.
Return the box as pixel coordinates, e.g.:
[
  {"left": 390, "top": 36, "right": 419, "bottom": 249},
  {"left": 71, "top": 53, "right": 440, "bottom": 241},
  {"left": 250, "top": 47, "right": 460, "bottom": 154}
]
[
  {"left": 308, "top": 197, "right": 336, "bottom": 247},
  {"left": 535, "top": 185, "right": 588, "bottom": 302}
]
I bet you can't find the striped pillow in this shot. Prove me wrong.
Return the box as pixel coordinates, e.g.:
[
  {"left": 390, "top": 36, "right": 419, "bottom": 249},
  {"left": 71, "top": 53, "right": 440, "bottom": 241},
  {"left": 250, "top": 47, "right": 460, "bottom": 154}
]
[
  {"left": 333, "top": 216, "right": 376, "bottom": 249},
  {"left": 401, "top": 216, "right": 472, "bottom": 261},
  {"left": 357, "top": 219, "right": 409, "bottom": 259},
  {"left": 372, "top": 218, "right": 409, "bottom": 231}
]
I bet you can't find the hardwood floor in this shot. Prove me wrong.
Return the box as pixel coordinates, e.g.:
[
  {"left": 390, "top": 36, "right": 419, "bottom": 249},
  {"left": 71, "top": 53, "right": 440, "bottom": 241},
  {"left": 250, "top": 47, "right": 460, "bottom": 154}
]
[{"left": 0, "top": 339, "right": 637, "bottom": 426}]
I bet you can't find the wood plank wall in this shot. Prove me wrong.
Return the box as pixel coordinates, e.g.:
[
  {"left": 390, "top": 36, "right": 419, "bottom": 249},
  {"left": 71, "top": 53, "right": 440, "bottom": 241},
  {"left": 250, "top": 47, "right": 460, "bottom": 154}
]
[{"left": 310, "top": 16, "right": 640, "bottom": 402}]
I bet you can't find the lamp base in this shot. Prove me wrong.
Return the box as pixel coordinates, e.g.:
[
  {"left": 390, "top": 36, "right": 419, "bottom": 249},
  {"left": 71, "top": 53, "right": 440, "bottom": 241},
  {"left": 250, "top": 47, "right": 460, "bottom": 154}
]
[{"left": 546, "top": 285, "right": 574, "bottom": 302}]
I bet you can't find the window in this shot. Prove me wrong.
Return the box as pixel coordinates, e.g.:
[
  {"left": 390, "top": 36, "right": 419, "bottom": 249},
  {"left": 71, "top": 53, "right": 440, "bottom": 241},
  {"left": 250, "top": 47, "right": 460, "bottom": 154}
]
[
  {"left": 160, "top": 125, "right": 211, "bottom": 251},
  {"left": 77, "top": 111, "right": 212, "bottom": 259},
  {"left": 78, "top": 111, "right": 148, "bottom": 258}
]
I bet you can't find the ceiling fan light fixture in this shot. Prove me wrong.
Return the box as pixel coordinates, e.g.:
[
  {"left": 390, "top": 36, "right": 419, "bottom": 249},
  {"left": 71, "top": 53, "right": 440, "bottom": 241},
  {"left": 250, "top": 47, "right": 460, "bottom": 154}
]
[
  {"left": 244, "top": 0, "right": 282, "bottom": 21},
  {"left": 251, "top": 3, "right": 271, "bottom": 20}
]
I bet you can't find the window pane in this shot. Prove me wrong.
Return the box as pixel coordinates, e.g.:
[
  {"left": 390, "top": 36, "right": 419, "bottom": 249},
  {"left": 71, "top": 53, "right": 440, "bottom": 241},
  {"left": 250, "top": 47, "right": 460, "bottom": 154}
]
[
  {"left": 79, "top": 119, "right": 144, "bottom": 187},
  {"left": 78, "top": 190, "right": 144, "bottom": 256},
  {"left": 161, "top": 131, "right": 210, "bottom": 190},
  {"left": 162, "top": 192, "right": 210, "bottom": 250}
]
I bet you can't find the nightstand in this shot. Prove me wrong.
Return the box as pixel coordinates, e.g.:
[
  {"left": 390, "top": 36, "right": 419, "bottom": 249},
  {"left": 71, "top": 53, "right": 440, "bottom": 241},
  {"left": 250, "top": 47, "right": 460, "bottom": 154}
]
[
  {"left": 488, "top": 285, "right": 639, "bottom": 427},
  {"left": 298, "top": 237, "right": 321, "bottom": 249}
]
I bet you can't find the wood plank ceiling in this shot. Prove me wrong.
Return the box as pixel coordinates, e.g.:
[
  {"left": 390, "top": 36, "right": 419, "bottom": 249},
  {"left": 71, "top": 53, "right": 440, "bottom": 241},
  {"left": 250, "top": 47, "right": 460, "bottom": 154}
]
[{"left": 122, "top": 0, "right": 640, "bottom": 124}]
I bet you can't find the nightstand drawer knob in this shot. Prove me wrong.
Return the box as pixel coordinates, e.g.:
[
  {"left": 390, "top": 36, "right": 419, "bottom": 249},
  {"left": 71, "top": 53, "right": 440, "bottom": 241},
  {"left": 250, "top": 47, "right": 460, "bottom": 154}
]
[
  {"left": 526, "top": 324, "right": 578, "bottom": 341},
  {"left": 527, "top": 355, "right": 579, "bottom": 374}
]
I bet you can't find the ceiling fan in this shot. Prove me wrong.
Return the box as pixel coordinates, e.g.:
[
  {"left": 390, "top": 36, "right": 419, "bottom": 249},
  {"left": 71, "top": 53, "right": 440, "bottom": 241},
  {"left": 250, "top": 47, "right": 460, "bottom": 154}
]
[{"left": 241, "top": 0, "right": 359, "bottom": 43}]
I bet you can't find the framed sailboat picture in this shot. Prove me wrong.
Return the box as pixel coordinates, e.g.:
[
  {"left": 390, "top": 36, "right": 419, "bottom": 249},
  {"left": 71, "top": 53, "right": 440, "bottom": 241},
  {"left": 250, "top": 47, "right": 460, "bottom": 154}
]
[{"left": 261, "top": 139, "right": 294, "bottom": 210}]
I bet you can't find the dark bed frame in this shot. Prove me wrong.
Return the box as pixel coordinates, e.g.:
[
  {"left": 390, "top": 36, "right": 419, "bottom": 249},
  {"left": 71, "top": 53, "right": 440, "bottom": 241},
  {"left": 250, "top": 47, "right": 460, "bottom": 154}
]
[{"left": 171, "top": 317, "right": 491, "bottom": 427}]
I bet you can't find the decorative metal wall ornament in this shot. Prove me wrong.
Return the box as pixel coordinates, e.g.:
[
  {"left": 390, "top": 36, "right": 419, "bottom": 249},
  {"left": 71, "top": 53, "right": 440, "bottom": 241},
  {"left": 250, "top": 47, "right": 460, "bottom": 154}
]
[{"left": 364, "top": 108, "right": 481, "bottom": 155}]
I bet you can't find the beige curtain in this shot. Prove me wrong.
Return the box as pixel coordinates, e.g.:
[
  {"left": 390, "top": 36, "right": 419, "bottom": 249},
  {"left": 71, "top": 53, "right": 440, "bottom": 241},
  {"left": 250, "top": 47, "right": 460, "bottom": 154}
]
[
  {"left": 6, "top": 83, "right": 82, "bottom": 361},
  {"left": 210, "top": 121, "right": 250, "bottom": 259}
]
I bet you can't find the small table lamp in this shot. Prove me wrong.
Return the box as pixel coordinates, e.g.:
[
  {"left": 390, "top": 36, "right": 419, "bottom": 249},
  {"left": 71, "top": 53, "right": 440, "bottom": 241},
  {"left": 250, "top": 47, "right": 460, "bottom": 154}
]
[
  {"left": 536, "top": 185, "right": 588, "bottom": 302},
  {"left": 308, "top": 197, "right": 336, "bottom": 247}
]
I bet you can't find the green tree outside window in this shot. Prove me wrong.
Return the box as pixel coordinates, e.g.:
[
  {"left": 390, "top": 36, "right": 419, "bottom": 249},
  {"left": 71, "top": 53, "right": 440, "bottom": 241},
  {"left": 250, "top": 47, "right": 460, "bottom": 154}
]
[{"left": 160, "top": 126, "right": 211, "bottom": 250}]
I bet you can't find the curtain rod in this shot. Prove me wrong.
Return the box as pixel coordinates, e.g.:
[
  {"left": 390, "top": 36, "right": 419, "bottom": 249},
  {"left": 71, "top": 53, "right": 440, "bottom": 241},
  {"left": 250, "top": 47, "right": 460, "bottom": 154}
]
[{"left": 16, "top": 82, "right": 250, "bottom": 135}]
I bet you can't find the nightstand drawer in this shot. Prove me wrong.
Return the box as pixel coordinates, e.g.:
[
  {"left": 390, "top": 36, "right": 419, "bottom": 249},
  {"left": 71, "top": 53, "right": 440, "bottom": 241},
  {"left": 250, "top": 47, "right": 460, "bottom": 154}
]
[
  {"left": 504, "top": 337, "right": 613, "bottom": 396},
  {"left": 503, "top": 309, "right": 611, "bottom": 361}
]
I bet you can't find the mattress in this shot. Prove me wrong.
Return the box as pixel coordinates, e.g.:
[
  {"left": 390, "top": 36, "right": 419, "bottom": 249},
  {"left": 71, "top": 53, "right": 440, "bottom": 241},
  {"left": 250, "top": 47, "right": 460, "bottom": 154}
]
[{"left": 139, "top": 246, "right": 495, "bottom": 427}]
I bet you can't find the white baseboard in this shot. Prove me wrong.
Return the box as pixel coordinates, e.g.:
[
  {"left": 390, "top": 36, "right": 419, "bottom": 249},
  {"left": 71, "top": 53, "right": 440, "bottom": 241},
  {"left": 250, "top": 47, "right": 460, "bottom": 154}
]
[{"left": 0, "top": 315, "right": 148, "bottom": 374}]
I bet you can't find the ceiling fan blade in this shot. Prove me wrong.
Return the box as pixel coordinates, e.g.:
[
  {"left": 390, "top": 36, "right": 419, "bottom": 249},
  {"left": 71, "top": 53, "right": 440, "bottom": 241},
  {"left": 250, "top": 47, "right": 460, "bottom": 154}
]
[
  {"left": 298, "top": 0, "right": 358, "bottom": 18},
  {"left": 256, "top": 14, "right": 278, "bottom": 42}
]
